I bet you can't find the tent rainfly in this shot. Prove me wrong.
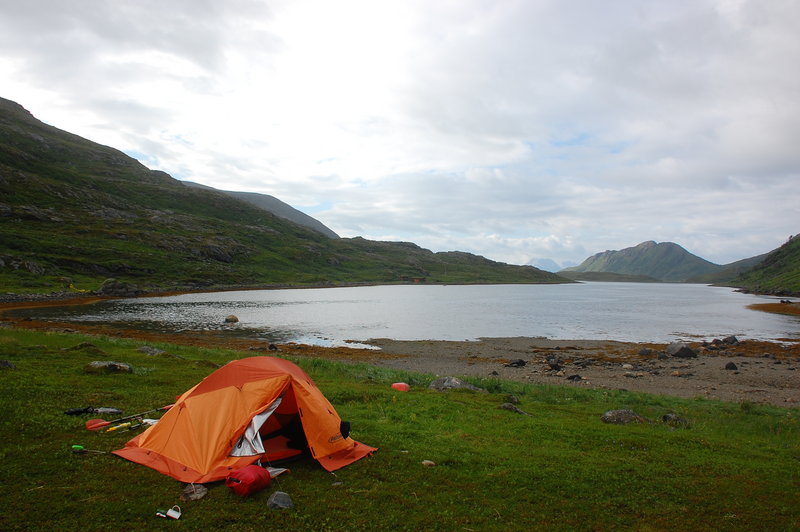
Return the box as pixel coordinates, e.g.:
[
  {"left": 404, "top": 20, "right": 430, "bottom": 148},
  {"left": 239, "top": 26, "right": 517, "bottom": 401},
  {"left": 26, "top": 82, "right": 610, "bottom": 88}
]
[{"left": 113, "top": 356, "right": 376, "bottom": 483}]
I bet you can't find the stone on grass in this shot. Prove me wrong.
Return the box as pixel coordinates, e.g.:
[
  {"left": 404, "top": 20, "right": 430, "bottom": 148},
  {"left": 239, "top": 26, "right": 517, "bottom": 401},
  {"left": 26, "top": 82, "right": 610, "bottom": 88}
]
[
  {"left": 662, "top": 413, "right": 689, "bottom": 427},
  {"left": 601, "top": 409, "right": 646, "bottom": 425},
  {"left": 83, "top": 361, "right": 132, "bottom": 374},
  {"left": 0, "top": 359, "right": 16, "bottom": 370},
  {"left": 180, "top": 483, "right": 208, "bottom": 501},
  {"left": 267, "top": 491, "right": 294, "bottom": 510},
  {"left": 428, "top": 376, "right": 486, "bottom": 393},
  {"left": 138, "top": 345, "right": 166, "bottom": 356},
  {"left": 499, "top": 402, "right": 529, "bottom": 415}
]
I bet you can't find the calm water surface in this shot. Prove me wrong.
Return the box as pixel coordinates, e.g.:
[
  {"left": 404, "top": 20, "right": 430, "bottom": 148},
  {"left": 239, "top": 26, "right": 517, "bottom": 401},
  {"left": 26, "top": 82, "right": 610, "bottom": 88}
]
[{"left": 18, "top": 283, "right": 800, "bottom": 346}]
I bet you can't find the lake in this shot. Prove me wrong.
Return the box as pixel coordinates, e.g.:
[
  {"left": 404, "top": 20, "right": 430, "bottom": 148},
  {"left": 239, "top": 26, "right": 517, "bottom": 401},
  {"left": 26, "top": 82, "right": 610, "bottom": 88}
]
[{"left": 15, "top": 282, "right": 800, "bottom": 347}]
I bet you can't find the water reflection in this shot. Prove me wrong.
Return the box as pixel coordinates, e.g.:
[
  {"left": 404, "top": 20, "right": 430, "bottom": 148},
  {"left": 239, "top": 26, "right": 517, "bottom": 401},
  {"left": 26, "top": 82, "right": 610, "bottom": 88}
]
[{"left": 9, "top": 283, "right": 799, "bottom": 346}]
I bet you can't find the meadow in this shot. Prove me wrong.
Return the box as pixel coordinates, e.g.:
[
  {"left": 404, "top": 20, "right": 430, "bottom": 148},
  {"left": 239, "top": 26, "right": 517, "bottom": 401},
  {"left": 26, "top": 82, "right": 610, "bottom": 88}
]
[{"left": 0, "top": 326, "right": 797, "bottom": 531}]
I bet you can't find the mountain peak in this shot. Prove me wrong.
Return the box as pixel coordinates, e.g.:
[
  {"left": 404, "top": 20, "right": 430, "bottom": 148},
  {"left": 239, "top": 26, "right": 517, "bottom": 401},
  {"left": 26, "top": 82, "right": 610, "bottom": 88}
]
[{"left": 563, "top": 240, "right": 720, "bottom": 282}]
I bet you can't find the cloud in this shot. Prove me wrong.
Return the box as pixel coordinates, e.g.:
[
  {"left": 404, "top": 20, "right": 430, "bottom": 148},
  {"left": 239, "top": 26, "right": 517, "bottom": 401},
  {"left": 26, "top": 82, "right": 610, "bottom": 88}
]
[{"left": 0, "top": 0, "right": 798, "bottom": 267}]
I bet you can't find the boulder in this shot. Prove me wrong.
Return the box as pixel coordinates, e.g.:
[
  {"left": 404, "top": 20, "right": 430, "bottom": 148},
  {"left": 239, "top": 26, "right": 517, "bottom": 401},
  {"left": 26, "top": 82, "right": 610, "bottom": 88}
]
[
  {"left": 83, "top": 361, "right": 133, "bottom": 374},
  {"left": 546, "top": 355, "right": 562, "bottom": 371},
  {"left": 601, "top": 409, "right": 646, "bottom": 425},
  {"left": 0, "top": 359, "right": 16, "bottom": 370},
  {"left": 224, "top": 315, "right": 239, "bottom": 323},
  {"left": 504, "top": 359, "right": 526, "bottom": 368},
  {"left": 722, "top": 335, "right": 739, "bottom": 345},
  {"left": 724, "top": 362, "right": 738, "bottom": 371},
  {"left": 428, "top": 376, "right": 486, "bottom": 393},
  {"left": 95, "top": 279, "right": 143, "bottom": 297},
  {"left": 666, "top": 342, "right": 698, "bottom": 358}
]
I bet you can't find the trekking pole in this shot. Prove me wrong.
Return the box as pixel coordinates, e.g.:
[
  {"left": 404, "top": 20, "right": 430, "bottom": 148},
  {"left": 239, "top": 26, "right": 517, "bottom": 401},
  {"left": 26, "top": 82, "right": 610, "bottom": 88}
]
[
  {"left": 104, "top": 422, "right": 133, "bottom": 433},
  {"left": 71, "top": 445, "right": 108, "bottom": 455},
  {"left": 85, "top": 404, "right": 173, "bottom": 431}
]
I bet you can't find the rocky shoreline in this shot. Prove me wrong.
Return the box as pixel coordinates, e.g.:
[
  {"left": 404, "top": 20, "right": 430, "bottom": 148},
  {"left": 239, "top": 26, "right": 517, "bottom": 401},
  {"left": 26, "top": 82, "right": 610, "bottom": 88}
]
[
  {"left": 2, "top": 295, "right": 799, "bottom": 408},
  {"left": 348, "top": 336, "right": 800, "bottom": 407}
]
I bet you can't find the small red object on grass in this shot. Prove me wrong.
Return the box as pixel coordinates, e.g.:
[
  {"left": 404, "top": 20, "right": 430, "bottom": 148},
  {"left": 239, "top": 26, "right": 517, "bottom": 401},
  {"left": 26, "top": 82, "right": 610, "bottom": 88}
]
[
  {"left": 391, "top": 382, "right": 410, "bottom": 392},
  {"left": 225, "top": 465, "right": 271, "bottom": 497}
]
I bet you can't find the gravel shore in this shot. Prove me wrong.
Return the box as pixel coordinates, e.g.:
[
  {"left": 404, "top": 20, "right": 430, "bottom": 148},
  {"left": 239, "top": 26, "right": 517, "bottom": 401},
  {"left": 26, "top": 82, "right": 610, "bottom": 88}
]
[{"left": 317, "top": 336, "right": 800, "bottom": 408}]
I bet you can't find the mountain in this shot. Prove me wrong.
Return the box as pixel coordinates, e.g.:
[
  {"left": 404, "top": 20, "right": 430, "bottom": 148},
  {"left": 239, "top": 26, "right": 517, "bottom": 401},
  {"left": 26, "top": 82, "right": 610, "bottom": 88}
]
[
  {"left": 182, "top": 181, "right": 340, "bottom": 239},
  {"left": 0, "top": 96, "right": 567, "bottom": 294},
  {"left": 527, "top": 258, "right": 561, "bottom": 273},
  {"left": 561, "top": 241, "right": 720, "bottom": 282},
  {"left": 557, "top": 271, "right": 661, "bottom": 283},
  {"left": 685, "top": 253, "right": 769, "bottom": 285},
  {"left": 732, "top": 235, "right": 800, "bottom": 296}
]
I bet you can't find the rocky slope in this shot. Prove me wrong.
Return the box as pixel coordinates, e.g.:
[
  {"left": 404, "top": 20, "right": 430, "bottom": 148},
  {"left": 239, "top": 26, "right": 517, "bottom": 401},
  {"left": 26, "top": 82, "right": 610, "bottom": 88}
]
[
  {"left": 182, "top": 181, "right": 340, "bottom": 239},
  {"left": 0, "top": 96, "right": 566, "bottom": 294}
]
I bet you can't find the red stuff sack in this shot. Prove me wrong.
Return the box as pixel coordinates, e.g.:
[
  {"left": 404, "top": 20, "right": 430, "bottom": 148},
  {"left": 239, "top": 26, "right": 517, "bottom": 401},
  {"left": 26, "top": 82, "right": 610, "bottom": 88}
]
[{"left": 225, "top": 465, "right": 271, "bottom": 497}]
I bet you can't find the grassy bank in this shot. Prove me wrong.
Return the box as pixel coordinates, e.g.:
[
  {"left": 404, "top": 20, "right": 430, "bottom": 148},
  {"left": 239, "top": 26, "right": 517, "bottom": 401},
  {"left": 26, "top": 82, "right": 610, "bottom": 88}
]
[{"left": 0, "top": 326, "right": 798, "bottom": 531}]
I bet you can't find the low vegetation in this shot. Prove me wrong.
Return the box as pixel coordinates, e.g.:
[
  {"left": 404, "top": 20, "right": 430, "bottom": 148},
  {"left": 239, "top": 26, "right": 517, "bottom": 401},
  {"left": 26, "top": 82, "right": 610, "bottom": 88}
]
[
  {"left": 0, "top": 326, "right": 797, "bottom": 531},
  {"left": 734, "top": 235, "right": 800, "bottom": 296}
]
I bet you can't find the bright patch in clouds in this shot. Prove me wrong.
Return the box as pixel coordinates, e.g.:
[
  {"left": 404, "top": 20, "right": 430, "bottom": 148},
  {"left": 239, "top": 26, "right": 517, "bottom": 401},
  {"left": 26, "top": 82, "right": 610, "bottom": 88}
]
[{"left": 1, "top": 0, "right": 798, "bottom": 267}]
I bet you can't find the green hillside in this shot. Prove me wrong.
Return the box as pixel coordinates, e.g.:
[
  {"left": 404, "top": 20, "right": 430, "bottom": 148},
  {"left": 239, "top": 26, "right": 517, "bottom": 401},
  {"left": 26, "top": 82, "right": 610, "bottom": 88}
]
[
  {"left": 686, "top": 253, "right": 768, "bottom": 285},
  {"left": 0, "top": 97, "right": 567, "bottom": 295},
  {"left": 561, "top": 241, "right": 720, "bottom": 282},
  {"left": 733, "top": 235, "right": 800, "bottom": 296},
  {"left": 557, "top": 271, "right": 661, "bottom": 283}
]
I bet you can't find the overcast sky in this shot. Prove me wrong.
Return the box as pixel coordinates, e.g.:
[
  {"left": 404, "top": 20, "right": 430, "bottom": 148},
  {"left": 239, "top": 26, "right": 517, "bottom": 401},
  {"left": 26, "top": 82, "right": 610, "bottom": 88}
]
[{"left": 1, "top": 0, "right": 798, "bottom": 268}]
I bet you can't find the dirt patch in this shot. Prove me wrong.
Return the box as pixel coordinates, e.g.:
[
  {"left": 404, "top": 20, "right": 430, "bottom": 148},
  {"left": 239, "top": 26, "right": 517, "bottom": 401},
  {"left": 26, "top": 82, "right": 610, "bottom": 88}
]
[{"left": 749, "top": 301, "right": 800, "bottom": 316}]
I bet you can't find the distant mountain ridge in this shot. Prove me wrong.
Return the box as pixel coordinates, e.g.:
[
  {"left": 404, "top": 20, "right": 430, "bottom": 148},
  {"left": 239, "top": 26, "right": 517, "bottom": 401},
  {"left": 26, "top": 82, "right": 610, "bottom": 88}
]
[
  {"left": 561, "top": 241, "right": 721, "bottom": 282},
  {"left": 182, "top": 181, "right": 339, "bottom": 239}
]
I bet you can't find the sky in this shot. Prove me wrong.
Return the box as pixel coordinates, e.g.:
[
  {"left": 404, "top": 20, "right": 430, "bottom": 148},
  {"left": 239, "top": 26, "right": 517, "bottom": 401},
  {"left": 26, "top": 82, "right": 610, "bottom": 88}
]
[{"left": 1, "top": 0, "right": 798, "bottom": 269}]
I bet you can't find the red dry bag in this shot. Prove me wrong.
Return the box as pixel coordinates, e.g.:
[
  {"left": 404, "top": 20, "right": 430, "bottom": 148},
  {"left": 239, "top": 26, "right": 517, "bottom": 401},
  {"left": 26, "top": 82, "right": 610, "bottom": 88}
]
[{"left": 225, "top": 465, "right": 271, "bottom": 497}]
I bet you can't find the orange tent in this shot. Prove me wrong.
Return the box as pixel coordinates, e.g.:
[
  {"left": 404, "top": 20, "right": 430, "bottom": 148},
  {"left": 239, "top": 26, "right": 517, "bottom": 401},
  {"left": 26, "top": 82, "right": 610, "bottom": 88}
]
[{"left": 113, "top": 356, "right": 376, "bottom": 483}]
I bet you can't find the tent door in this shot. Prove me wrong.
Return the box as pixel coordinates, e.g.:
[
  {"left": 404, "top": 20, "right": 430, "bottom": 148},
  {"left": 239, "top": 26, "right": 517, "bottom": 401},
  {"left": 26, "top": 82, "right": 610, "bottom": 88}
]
[{"left": 230, "top": 396, "right": 283, "bottom": 457}]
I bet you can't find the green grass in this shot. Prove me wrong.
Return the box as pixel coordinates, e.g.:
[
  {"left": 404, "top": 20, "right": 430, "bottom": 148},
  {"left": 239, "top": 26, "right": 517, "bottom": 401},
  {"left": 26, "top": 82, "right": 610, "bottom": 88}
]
[
  {"left": 0, "top": 326, "right": 798, "bottom": 531},
  {"left": 734, "top": 235, "right": 800, "bottom": 295}
]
